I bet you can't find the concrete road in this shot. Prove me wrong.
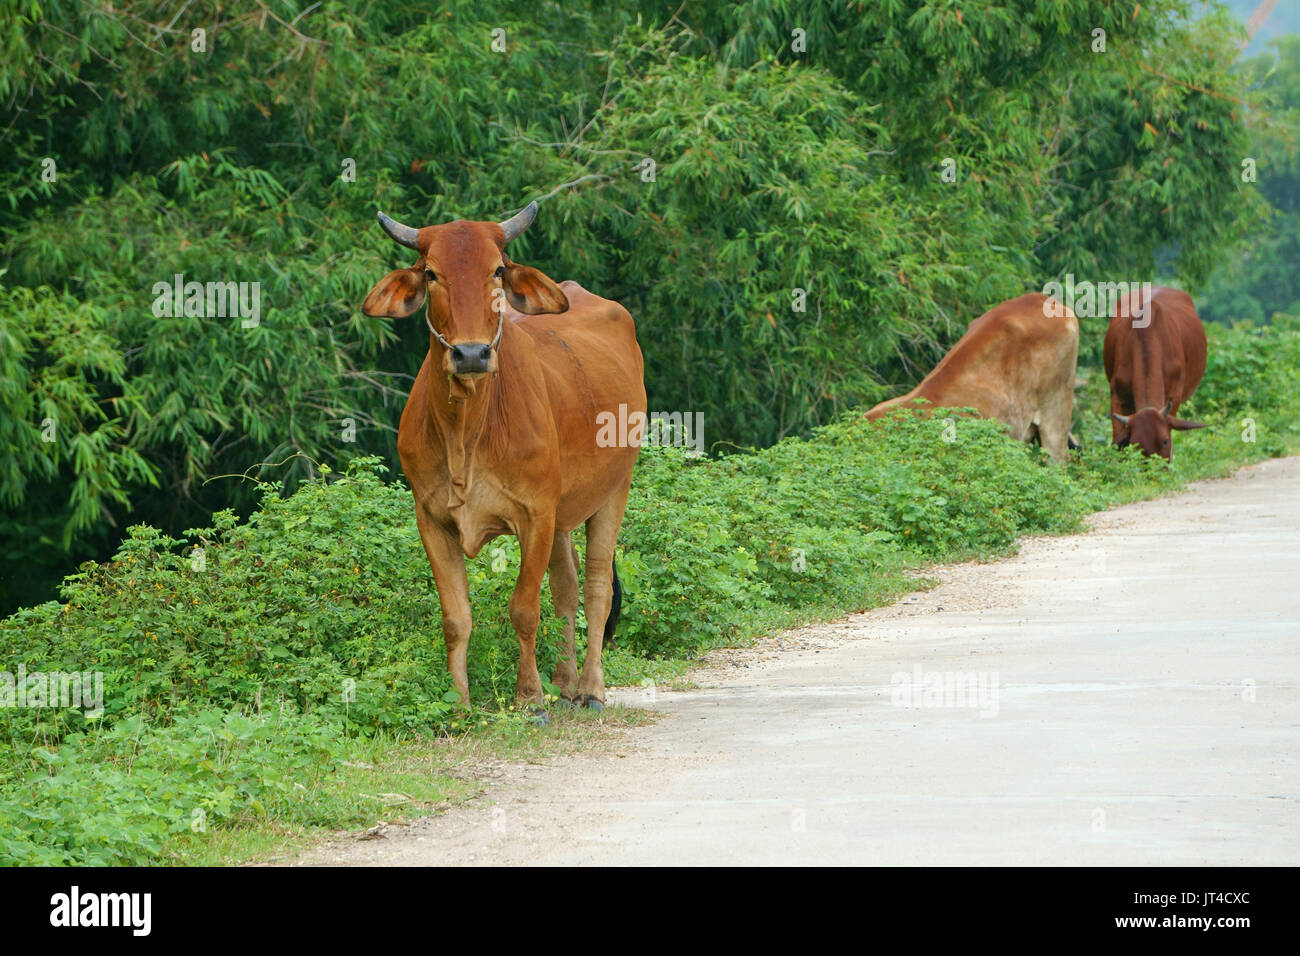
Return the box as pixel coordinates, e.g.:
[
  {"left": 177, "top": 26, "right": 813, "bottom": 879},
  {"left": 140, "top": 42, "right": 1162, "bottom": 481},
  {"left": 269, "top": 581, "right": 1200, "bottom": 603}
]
[{"left": 298, "top": 456, "right": 1300, "bottom": 866}]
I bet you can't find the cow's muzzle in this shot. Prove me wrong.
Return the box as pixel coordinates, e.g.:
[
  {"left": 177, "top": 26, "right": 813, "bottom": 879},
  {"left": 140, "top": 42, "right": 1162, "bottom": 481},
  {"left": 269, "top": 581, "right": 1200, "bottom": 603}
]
[{"left": 449, "top": 342, "right": 494, "bottom": 376}]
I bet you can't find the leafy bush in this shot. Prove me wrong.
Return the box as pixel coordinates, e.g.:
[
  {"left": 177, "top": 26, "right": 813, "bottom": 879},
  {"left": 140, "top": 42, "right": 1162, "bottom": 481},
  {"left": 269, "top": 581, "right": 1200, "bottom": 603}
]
[
  {"left": 1193, "top": 319, "right": 1300, "bottom": 419},
  {"left": 0, "top": 457, "right": 554, "bottom": 751},
  {"left": 0, "top": 709, "right": 344, "bottom": 866}
]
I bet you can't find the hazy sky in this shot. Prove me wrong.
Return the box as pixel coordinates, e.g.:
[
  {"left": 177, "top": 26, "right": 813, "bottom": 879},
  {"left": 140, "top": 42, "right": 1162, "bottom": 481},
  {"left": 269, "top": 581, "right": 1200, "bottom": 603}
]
[{"left": 1216, "top": 0, "right": 1298, "bottom": 56}]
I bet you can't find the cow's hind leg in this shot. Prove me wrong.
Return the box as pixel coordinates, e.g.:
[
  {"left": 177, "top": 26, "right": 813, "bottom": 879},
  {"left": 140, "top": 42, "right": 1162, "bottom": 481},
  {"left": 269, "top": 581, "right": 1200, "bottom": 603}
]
[
  {"left": 510, "top": 517, "right": 556, "bottom": 708},
  {"left": 1036, "top": 393, "right": 1074, "bottom": 464},
  {"left": 575, "top": 485, "right": 631, "bottom": 709},
  {"left": 547, "top": 530, "right": 580, "bottom": 700},
  {"left": 1038, "top": 355, "right": 1078, "bottom": 463}
]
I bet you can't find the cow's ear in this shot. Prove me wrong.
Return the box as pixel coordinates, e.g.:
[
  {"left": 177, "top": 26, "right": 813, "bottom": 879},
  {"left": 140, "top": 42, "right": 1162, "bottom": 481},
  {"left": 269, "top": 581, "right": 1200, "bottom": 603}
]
[
  {"left": 363, "top": 266, "right": 427, "bottom": 318},
  {"left": 1167, "top": 417, "right": 1207, "bottom": 431},
  {"left": 502, "top": 256, "right": 568, "bottom": 314}
]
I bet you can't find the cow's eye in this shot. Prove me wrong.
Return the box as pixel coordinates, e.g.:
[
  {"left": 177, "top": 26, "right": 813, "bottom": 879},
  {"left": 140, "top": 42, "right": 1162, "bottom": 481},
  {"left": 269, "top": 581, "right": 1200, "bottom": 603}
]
[
  {"left": 494, "top": 265, "right": 505, "bottom": 279},
  {"left": 424, "top": 268, "right": 436, "bottom": 283}
]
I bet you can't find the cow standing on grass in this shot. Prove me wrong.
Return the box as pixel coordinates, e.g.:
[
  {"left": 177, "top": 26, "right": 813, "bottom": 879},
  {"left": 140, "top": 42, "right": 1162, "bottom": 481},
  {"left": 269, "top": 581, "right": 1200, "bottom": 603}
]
[
  {"left": 1103, "top": 286, "right": 1207, "bottom": 460},
  {"left": 865, "top": 293, "right": 1079, "bottom": 462},
  {"left": 362, "top": 203, "right": 646, "bottom": 710}
]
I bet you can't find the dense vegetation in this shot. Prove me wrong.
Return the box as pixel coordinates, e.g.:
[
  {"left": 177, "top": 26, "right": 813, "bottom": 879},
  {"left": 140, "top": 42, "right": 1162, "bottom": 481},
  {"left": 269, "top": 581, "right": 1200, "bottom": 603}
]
[
  {"left": 1198, "top": 34, "right": 1300, "bottom": 324},
  {"left": 2, "top": 0, "right": 1293, "bottom": 608}
]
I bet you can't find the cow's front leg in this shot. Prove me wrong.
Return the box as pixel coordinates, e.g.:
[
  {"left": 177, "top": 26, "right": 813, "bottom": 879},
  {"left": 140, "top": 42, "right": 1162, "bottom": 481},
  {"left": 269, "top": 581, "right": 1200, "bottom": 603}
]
[
  {"left": 510, "top": 516, "right": 556, "bottom": 707},
  {"left": 414, "top": 505, "right": 473, "bottom": 706}
]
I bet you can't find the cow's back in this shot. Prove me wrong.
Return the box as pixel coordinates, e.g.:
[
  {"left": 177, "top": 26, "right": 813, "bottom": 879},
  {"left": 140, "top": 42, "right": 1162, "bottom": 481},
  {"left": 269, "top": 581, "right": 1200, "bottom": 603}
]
[
  {"left": 869, "top": 293, "right": 1078, "bottom": 427},
  {"left": 509, "top": 281, "right": 647, "bottom": 530},
  {"left": 1162, "top": 290, "right": 1207, "bottom": 403},
  {"left": 512, "top": 281, "right": 645, "bottom": 420},
  {"left": 1105, "top": 286, "right": 1206, "bottom": 410}
]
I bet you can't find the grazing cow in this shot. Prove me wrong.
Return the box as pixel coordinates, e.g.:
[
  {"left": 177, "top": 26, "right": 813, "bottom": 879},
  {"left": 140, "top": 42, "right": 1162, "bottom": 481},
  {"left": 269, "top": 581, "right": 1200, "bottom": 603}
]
[
  {"left": 1103, "top": 286, "right": 1207, "bottom": 459},
  {"left": 865, "top": 293, "right": 1079, "bottom": 462},
  {"left": 362, "top": 203, "right": 646, "bottom": 710}
]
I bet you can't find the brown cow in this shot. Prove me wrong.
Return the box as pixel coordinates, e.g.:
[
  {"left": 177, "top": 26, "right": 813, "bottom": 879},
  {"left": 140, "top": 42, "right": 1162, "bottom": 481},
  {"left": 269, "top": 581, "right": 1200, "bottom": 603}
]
[
  {"left": 1103, "top": 286, "right": 1207, "bottom": 459},
  {"left": 362, "top": 203, "right": 646, "bottom": 710},
  {"left": 865, "top": 293, "right": 1079, "bottom": 462}
]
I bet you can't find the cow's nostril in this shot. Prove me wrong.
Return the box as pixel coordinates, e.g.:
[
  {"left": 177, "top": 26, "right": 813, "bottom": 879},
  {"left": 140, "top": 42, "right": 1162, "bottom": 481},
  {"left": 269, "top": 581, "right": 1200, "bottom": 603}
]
[
  {"left": 450, "top": 346, "right": 465, "bottom": 363},
  {"left": 478, "top": 346, "right": 492, "bottom": 362}
]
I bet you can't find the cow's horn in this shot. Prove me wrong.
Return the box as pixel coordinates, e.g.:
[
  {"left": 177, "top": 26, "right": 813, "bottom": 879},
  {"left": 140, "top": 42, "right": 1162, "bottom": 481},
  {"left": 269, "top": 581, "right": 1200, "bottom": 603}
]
[
  {"left": 1160, "top": 400, "right": 1173, "bottom": 416},
  {"left": 499, "top": 201, "right": 538, "bottom": 243},
  {"left": 377, "top": 211, "right": 420, "bottom": 250},
  {"left": 1111, "top": 412, "right": 1131, "bottom": 426}
]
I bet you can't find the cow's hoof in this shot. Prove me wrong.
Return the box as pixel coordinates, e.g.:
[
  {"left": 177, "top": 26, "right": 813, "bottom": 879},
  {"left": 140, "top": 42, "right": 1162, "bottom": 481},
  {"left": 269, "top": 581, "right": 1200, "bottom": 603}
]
[
  {"left": 530, "top": 708, "right": 550, "bottom": 727},
  {"left": 552, "top": 697, "right": 575, "bottom": 710},
  {"left": 584, "top": 699, "right": 604, "bottom": 713}
]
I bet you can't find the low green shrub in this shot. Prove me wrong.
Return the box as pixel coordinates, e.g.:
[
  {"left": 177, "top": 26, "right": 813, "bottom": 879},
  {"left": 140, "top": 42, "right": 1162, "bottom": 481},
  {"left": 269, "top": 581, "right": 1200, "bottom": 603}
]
[{"left": 0, "top": 708, "right": 344, "bottom": 866}]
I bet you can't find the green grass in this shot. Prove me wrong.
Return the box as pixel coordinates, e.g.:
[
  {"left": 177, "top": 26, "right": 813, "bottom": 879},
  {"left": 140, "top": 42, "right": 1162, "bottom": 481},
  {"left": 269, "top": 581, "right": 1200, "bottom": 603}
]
[
  {"left": 3, "top": 317, "right": 1298, "bottom": 865},
  {"left": 168, "top": 704, "right": 649, "bottom": 865}
]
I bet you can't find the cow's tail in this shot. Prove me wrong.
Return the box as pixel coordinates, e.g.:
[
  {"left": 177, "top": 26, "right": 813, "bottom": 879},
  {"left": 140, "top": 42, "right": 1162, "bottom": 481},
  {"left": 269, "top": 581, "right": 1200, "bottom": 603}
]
[{"left": 603, "top": 559, "right": 623, "bottom": 652}]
